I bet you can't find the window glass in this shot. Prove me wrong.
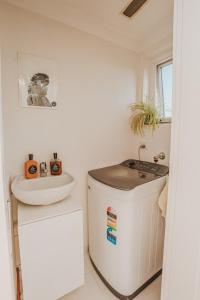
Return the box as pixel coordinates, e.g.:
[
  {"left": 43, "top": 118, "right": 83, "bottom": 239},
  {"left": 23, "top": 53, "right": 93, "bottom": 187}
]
[{"left": 157, "top": 60, "right": 172, "bottom": 121}]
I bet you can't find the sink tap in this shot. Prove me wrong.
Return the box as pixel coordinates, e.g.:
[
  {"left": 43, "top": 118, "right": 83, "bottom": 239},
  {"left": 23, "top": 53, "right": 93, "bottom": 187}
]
[
  {"left": 138, "top": 144, "right": 146, "bottom": 161},
  {"left": 153, "top": 152, "right": 166, "bottom": 163},
  {"left": 40, "top": 162, "right": 48, "bottom": 177}
]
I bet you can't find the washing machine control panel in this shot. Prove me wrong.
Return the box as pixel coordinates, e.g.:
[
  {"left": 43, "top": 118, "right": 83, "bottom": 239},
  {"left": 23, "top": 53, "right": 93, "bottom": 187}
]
[{"left": 121, "top": 159, "right": 169, "bottom": 177}]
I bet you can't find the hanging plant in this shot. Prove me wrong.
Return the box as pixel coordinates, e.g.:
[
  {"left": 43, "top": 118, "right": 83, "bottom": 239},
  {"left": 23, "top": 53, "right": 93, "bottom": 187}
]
[{"left": 129, "top": 101, "right": 160, "bottom": 135}]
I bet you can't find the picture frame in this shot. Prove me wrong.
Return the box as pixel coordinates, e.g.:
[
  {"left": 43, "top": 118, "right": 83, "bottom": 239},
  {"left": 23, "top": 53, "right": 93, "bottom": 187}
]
[{"left": 18, "top": 53, "right": 58, "bottom": 109}]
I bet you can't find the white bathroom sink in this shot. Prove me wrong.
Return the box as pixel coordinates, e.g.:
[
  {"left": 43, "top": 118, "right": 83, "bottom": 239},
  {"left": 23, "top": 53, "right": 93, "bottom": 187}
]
[{"left": 11, "top": 173, "right": 76, "bottom": 206}]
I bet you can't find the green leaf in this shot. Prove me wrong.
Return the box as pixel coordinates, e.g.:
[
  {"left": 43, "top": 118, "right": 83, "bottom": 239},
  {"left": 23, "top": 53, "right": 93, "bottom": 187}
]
[{"left": 129, "top": 101, "right": 159, "bottom": 135}]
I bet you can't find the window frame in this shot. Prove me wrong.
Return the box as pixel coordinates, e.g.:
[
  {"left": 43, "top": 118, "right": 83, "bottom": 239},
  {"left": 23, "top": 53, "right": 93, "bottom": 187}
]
[{"left": 156, "top": 59, "right": 173, "bottom": 123}]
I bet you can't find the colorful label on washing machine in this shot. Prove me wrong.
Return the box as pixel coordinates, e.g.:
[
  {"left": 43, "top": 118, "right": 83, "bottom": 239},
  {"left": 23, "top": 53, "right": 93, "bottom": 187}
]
[{"left": 107, "top": 207, "right": 117, "bottom": 245}]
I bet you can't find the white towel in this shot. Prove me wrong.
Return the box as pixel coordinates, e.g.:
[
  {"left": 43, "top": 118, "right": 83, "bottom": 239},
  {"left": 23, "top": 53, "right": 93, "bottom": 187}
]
[{"left": 158, "top": 179, "right": 169, "bottom": 218}]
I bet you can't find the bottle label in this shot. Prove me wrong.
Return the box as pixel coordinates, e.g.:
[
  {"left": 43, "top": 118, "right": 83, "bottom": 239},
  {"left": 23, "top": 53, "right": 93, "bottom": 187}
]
[
  {"left": 28, "top": 165, "right": 37, "bottom": 174},
  {"left": 52, "top": 163, "right": 60, "bottom": 173}
]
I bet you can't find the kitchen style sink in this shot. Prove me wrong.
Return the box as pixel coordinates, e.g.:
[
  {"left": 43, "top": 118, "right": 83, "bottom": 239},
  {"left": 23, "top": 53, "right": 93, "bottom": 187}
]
[{"left": 11, "top": 172, "right": 75, "bottom": 206}]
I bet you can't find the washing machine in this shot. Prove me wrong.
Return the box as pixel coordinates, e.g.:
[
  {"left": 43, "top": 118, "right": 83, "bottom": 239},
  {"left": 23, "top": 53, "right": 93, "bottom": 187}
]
[{"left": 88, "top": 159, "right": 169, "bottom": 299}]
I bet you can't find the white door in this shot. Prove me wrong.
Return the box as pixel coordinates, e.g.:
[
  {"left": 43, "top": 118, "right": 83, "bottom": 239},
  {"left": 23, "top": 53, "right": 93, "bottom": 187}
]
[{"left": 161, "top": 1, "right": 200, "bottom": 299}]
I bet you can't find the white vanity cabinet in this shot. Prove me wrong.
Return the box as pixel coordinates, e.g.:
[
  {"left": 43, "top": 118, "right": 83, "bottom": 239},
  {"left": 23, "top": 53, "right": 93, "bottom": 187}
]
[{"left": 17, "top": 198, "right": 84, "bottom": 300}]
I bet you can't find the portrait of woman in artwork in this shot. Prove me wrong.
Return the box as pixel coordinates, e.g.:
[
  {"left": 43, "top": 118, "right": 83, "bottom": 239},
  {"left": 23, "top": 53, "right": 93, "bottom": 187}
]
[
  {"left": 18, "top": 53, "right": 57, "bottom": 109},
  {"left": 27, "top": 73, "right": 52, "bottom": 107}
]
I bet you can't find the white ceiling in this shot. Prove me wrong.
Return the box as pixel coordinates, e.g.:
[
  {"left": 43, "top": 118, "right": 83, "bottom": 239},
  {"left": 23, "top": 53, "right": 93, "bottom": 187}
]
[{"left": 3, "top": 0, "right": 174, "bottom": 54}]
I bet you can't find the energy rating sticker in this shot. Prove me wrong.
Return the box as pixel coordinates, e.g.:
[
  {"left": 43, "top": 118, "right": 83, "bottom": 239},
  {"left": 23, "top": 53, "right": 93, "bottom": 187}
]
[{"left": 107, "top": 207, "right": 117, "bottom": 245}]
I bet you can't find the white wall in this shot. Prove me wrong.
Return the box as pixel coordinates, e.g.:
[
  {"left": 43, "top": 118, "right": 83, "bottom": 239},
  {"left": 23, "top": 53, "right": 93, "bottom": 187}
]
[
  {"left": 162, "top": 0, "right": 200, "bottom": 299},
  {"left": 130, "top": 124, "right": 171, "bottom": 166},
  {"left": 0, "top": 2, "right": 140, "bottom": 247},
  {"left": 134, "top": 53, "right": 172, "bottom": 166}
]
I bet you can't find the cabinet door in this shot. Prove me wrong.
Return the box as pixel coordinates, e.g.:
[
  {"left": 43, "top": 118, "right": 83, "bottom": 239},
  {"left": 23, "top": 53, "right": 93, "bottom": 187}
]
[{"left": 18, "top": 210, "right": 84, "bottom": 300}]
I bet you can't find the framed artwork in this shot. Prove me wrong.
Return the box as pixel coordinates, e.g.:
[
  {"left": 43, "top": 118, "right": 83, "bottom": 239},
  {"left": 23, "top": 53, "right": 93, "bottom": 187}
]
[{"left": 18, "top": 53, "right": 58, "bottom": 108}]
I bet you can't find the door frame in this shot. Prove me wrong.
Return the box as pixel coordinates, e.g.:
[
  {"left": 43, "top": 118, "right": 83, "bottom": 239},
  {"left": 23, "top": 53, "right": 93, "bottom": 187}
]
[
  {"left": 161, "top": 0, "right": 200, "bottom": 299},
  {"left": 0, "top": 50, "right": 15, "bottom": 299}
]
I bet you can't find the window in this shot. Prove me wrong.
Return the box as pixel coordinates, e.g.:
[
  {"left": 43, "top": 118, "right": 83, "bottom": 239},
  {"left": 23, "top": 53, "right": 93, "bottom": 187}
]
[{"left": 157, "top": 60, "right": 173, "bottom": 121}]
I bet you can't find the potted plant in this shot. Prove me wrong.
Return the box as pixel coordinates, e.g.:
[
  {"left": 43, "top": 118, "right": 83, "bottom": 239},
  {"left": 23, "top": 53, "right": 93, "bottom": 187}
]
[{"left": 129, "top": 101, "right": 160, "bottom": 135}]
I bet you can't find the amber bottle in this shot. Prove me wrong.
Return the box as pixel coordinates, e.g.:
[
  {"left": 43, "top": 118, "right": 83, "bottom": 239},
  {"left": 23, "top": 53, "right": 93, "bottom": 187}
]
[
  {"left": 50, "top": 153, "right": 62, "bottom": 175},
  {"left": 24, "top": 154, "right": 39, "bottom": 179}
]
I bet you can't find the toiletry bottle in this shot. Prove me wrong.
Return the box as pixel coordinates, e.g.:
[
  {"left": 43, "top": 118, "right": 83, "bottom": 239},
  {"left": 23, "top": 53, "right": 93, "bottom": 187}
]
[
  {"left": 50, "top": 153, "right": 62, "bottom": 175},
  {"left": 24, "top": 154, "right": 39, "bottom": 179}
]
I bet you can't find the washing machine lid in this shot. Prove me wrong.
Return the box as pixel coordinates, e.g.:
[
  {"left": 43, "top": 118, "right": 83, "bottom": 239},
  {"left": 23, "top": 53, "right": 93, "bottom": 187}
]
[{"left": 88, "top": 159, "right": 169, "bottom": 191}]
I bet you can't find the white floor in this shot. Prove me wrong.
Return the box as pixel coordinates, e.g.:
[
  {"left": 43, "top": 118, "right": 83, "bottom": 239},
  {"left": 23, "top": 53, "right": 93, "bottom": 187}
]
[{"left": 60, "top": 255, "right": 162, "bottom": 300}]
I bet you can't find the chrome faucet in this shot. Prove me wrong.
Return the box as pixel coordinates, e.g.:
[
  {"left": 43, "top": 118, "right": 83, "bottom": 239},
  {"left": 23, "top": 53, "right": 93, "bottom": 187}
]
[
  {"left": 138, "top": 144, "right": 146, "bottom": 161},
  {"left": 40, "top": 162, "right": 48, "bottom": 177},
  {"left": 153, "top": 152, "right": 166, "bottom": 163}
]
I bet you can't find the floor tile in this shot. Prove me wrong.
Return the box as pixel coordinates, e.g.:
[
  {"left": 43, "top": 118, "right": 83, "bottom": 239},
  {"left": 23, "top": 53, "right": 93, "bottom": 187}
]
[
  {"left": 60, "top": 272, "right": 106, "bottom": 300},
  {"left": 133, "top": 276, "right": 161, "bottom": 300}
]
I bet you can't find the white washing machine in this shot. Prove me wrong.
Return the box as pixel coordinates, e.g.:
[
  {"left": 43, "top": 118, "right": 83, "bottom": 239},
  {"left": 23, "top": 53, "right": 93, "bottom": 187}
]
[{"left": 88, "top": 159, "right": 168, "bottom": 299}]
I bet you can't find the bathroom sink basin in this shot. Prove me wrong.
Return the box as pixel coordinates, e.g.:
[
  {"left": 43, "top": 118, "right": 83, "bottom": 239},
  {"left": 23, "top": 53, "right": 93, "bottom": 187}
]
[{"left": 11, "top": 173, "right": 76, "bottom": 206}]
